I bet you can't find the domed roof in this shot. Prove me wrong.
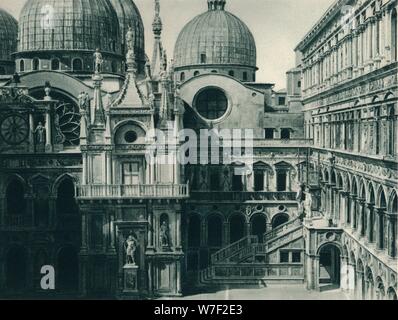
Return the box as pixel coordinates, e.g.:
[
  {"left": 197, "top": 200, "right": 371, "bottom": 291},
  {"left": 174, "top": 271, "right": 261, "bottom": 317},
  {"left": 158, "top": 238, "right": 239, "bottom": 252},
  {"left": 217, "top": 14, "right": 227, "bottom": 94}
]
[
  {"left": 18, "top": 0, "right": 121, "bottom": 54},
  {"left": 174, "top": 0, "right": 256, "bottom": 69},
  {"left": 0, "top": 9, "right": 18, "bottom": 61},
  {"left": 108, "top": 0, "right": 145, "bottom": 61}
]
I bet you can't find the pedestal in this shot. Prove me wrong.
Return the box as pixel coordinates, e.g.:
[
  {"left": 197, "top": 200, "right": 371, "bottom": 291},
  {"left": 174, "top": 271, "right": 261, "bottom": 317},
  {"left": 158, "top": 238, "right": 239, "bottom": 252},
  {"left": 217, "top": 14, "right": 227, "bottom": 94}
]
[{"left": 123, "top": 264, "right": 139, "bottom": 294}]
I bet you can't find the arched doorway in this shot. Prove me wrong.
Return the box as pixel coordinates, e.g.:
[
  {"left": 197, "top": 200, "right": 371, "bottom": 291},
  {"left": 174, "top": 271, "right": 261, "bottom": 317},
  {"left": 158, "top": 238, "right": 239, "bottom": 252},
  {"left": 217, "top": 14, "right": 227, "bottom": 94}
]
[
  {"left": 57, "top": 247, "right": 79, "bottom": 293},
  {"left": 365, "top": 267, "right": 375, "bottom": 300},
  {"left": 207, "top": 215, "right": 223, "bottom": 248},
  {"left": 6, "top": 246, "right": 27, "bottom": 291},
  {"left": 229, "top": 214, "right": 245, "bottom": 243},
  {"left": 388, "top": 287, "right": 398, "bottom": 300},
  {"left": 357, "top": 259, "right": 366, "bottom": 300},
  {"left": 56, "top": 179, "right": 78, "bottom": 215},
  {"left": 250, "top": 214, "right": 267, "bottom": 242},
  {"left": 318, "top": 244, "right": 341, "bottom": 290},
  {"left": 272, "top": 213, "right": 289, "bottom": 229},
  {"left": 188, "top": 214, "right": 201, "bottom": 248}
]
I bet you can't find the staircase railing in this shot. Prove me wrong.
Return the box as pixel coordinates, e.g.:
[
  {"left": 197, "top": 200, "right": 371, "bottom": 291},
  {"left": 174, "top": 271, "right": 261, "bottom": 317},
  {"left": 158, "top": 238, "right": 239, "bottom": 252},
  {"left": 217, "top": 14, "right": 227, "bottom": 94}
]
[
  {"left": 263, "top": 217, "right": 302, "bottom": 243},
  {"left": 211, "top": 236, "right": 258, "bottom": 264}
]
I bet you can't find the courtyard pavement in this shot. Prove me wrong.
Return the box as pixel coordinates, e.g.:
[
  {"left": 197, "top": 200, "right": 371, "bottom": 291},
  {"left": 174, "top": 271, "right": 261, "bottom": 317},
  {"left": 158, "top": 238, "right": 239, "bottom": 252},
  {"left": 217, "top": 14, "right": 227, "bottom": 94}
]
[{"left": 161, "top": 285, "right": 349, "bottom": 300}]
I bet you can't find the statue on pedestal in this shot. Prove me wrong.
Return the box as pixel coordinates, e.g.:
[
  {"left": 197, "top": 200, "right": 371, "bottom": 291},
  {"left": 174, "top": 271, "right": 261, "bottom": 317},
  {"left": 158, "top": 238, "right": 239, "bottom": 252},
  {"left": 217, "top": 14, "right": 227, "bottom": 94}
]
[
  {"left": 124, "top": 234, "right": 138, "bottom": 266},
  {"left": 160, "top": 221, "right": 170, "bottom": 248},
  {"left": 34, "top": 122, "right": 46, "bottom": 145},
  {"left": 303, "top": 186, "right": 313, "bottom": 219},
  {"left": 126, "top": 26, "right": 135, "bottom": 51},
  {"left": 93, "top": 49, "right": 103, "bottom": 74}
]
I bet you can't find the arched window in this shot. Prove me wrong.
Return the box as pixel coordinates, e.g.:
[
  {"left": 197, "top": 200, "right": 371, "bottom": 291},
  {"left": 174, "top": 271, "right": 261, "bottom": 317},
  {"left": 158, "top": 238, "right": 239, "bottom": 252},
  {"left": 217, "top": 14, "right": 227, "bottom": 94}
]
[
  {"left": 51, "top": 59, "right": 60, "bottom": 70},
  {"left": 72, "top": 58, "right": 83, "bottom": 71},
  {"left": 180, "top": 72, "right": 185, "bottom": 82},
  {"left": 33, "top": 181, "right": 50, "bottom": 227},
  {"left": 392, "top": 9, "right": 397, "bottom": 62},
  {"left": 211, "top": 70, "right": 218, "bottom": 73},
  {"left": 194, "top": 71, "right": 200, "bottom": 77},
  {"left": 207, "top": 215, "right": 222, "bottom": 247},
  {"left": 32, "top": 58, "right": 39, "bottom": 71},
  {"left": 6, "top": 180, "right": 27, "bottom": 219},
  {"left": 19, "top": 60, "right": 25, "bottom": 72},
  {"left": 56, "top": 179, "right": 78, "bottom": 216},
  {"left": 228, "top": 70, "right": 235, "bottom": 77}
]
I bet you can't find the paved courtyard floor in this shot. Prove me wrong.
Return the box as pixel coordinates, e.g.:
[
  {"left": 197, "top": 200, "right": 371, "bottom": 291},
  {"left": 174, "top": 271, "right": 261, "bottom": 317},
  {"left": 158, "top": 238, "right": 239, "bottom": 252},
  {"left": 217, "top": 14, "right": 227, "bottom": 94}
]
[{"left": 162, "top": 285, "right": 349, "bottom": 300}]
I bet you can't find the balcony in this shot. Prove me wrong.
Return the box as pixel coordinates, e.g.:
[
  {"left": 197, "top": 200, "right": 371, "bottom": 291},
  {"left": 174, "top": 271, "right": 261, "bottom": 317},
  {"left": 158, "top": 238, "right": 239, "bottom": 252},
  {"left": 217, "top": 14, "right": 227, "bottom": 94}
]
[
  {"left": 190, "top": 191, "right": 297, "bottom": 202},
  {"left": 3, "top": 215, "right": 33, "bottom": 229},
  {"left": 77, "top": 184, "right": 190, "bottom": 200}
]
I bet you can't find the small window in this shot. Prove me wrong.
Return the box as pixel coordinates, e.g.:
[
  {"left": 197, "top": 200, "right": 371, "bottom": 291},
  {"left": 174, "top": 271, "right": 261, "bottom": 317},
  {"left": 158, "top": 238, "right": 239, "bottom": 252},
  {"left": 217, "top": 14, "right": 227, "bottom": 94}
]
[
  {"left": 51, "top": 59, "right": 60, "bottom": 70},
  {"left": 111, "top": 60, "right": 117, "bottom": 73},
  {"left": 73, "top": 58, "right": 83, "bottom": 71},
  {"left": 298, "top": 81, "right": 302, "bottom": 88},
  {"left": 211, "top": 70, "right": 218, "bottom": 73},
  {"left": 0, "top": 66, "right": 5, "bottom": 75},
  {"left": 228, "top": 70, "right": 235, "bottom": 77},
  {"left": 280, "top": 251, "right": 289, "bottom": 263},
  {"left": 194, "top": 71, "right": 200, "bottom": 76},
  {"left": 292, "top": 252, "right": 301, "bottom": 263},
  {"left": 232, "top": 174, "right": 243, "bottom": 192},
  {"left": 200, "top": 53, "right": 207, "bottom": 64},
  {"left": 180, "top": 72, "right": 185, "bottom": 82},
  {"left": 20, "top": 60, "right": 25, "bottom": 72},
  {"left": 32, "top": 58, "right": 40, "bottom": 71},
  {"left": 243, "top": 72, "right": 248, "bottom": 81},
  {"left": 281, "top": 128, "right": 291, "bottom": 140},
  {"left": 264, "top": 128, "right": 274, "bottom": 140},
  {"left": 122, "top": 162, "right": 140, "bottom": 185},
  {"left": 278, "top": 97, "right": 286, "bottom": 105}
]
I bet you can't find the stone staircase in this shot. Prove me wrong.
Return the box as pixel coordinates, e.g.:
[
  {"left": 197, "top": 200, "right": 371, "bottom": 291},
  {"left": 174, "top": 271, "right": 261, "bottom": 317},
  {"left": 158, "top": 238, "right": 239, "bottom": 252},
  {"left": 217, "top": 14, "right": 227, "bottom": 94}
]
[{"left": 199, "top": 217, "right": 305, "bottom": 288}]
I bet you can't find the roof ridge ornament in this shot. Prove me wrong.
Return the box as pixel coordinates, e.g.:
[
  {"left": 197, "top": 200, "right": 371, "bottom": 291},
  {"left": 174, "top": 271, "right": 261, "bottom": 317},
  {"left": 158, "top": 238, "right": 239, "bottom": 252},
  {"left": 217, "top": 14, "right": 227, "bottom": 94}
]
[{"left": 208, "top": 0, "right": 226, "bottom": 11}]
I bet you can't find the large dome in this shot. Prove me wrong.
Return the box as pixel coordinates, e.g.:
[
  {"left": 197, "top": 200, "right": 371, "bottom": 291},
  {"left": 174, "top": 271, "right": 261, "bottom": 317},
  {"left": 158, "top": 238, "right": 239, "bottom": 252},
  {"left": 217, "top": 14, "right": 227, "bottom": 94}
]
[
  {"left": 109, "top": 0, "right": 145, "bottom": 62},
  {"left": 18, "top": 0, "right": 121, "bottom": 54},
  {"left": 174, "top": 0, "right": 257, "bottom": 70},
  {"left": 0, "top": 9, "right": 18, "bottom": 63}
]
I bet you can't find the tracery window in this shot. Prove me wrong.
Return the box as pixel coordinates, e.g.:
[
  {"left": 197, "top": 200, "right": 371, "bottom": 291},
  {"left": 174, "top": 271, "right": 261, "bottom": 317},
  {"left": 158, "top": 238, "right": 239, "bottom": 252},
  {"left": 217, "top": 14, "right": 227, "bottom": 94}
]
[{"left": 196, "top": 88, "right": 228, "bottom": 120}]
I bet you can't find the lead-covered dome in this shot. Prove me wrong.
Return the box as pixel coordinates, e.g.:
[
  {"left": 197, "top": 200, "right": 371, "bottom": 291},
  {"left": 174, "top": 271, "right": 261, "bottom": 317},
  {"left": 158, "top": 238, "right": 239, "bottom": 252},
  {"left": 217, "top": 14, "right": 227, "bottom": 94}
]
[
  {"left": 0, "top": 9, "right": 18, "bottom": 74},
  {"left": 109, "top": 0, "right": 145, "bottom": 62},
  {"left": 174, "top": 0, "right": 257, "bottom": 70},
  {"left": 18, "top": 0, "right": 121, "bottom": 54}
]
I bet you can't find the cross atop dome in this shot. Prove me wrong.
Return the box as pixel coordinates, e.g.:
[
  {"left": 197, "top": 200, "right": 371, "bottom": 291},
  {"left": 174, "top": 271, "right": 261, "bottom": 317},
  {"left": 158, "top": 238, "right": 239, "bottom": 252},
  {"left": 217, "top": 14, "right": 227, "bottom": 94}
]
[{"left": 208, "top": 0, "right": 226, "bottom": 11}]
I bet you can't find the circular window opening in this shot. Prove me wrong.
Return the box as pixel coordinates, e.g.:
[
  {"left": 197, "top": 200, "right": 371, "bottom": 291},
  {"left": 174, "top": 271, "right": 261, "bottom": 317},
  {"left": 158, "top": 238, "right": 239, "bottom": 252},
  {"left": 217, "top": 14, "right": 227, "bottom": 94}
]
[
  {"left": 196, "top": 88, "right": 228, "bottom": 120},
  {"left": 124, "top": 131, "right": 138, "bottom": 143},
  {"left": 278, "top": 205, "right": 286, "bottom": 212}
]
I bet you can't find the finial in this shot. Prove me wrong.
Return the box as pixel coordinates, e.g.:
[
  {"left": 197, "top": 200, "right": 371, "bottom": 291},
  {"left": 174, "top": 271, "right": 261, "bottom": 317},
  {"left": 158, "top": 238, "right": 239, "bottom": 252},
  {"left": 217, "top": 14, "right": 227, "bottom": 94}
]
[
  {"left": 153, "top": 0, "right": 162, "bottom": 36},
  {"left": 208, "top": 0, "right": 226, "bottom": 11}
]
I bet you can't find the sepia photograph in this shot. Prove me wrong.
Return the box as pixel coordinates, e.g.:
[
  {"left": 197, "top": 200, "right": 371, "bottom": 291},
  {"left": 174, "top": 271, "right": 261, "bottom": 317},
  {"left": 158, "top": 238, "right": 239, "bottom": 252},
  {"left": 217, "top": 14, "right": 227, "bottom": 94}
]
[{"left": 0, "top": 0, "right": 397, "bottom": 305}]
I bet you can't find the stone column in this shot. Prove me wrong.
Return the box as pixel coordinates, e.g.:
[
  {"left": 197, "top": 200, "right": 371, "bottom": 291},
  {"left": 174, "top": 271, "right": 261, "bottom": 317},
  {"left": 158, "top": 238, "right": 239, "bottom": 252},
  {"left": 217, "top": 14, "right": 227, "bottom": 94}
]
[
  {"left": 357, "top": 198, "right": 365, "bottom": 237},
  {"left": 223, "top": 222, "right": 229, "bottom": 246},
  {"left": 29, "top": 112, "right": 34, "bottom": 152},
  {"left": 176, "top": 210, "right": 182, "bottom": 251},
  {"left": 348, "top": 262, "right": 356, "bottom": 299},
  {"left": 45, "top": 110, "right": 52, "bottom": 152},
  {"left": 351, "top": 196, "right": 358, "bottom": 229},
  {"left": 387, "top": 213, "right": 397, "bottom": 258},
  {"left": 384, "top": 9, "right": 392, "bottom": 63},
  {"left": 375, "top": 207, "right": 386, "bottom": 250},
  {"left": 366, "top": 203, "right": 375, "bottom": 243}
]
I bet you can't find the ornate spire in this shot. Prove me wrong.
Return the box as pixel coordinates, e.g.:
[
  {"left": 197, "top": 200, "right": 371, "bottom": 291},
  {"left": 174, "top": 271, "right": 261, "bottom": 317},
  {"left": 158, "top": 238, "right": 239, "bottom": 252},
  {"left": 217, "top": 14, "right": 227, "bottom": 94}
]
[
  {"left": 208, "top": 0, "right": 226, "bottom": 10},
  {"left": 151, "top": 0, "right": 164, "bottom": 81},
  {"left": 152, "top": 0, "right": 162, "bottom": 37}
]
